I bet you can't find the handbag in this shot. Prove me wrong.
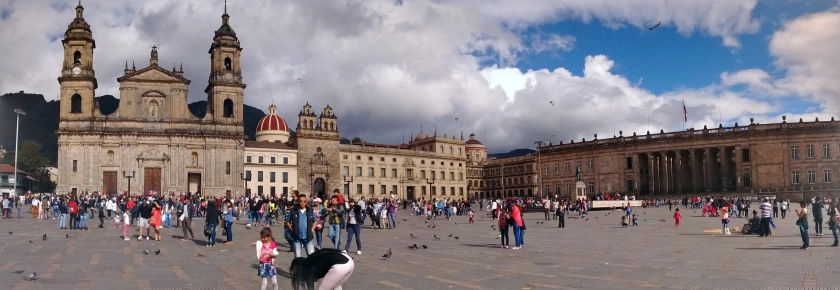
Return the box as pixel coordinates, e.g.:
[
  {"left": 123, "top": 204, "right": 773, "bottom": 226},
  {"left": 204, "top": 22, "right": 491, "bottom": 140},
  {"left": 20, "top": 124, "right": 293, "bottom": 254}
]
[
  {"left": 203, "top": 224, "right": 212, "bottom": 237},
  {"left": 179, "top": 211, "right": 186, "bottom": 222}
]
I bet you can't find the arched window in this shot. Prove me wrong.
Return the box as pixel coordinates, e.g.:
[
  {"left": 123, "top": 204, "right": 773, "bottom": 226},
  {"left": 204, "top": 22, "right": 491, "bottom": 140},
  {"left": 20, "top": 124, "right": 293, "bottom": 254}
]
[
  {"left": 448, "top": 147, "right": 453, "bottom": 154},
  {"left": 309, "top": 120, "right": 314, "bottom": 128},
  {"left": 223, "top": 99, "right": 234, "bottom": 118},
  {"left": 519, "top": 176, "right": 524, "bottom": 185},
  {"left": 439, "top": 146, "right": 443, "bottom": 153},
  {"left": 224, "top": 57, "right": 232, "bottom": 70},
  {"left": 330, "top": 122, "right": 334, "bottom": 131},
  {"left": 480, "top": 180, "right": 484, "bottom": 187},
  {"left": 70, "top": 94, "right": 82, "bottom": 113},
  {"left": 458, "top": 148, "right": 462, "bottom": 155},
  {"left": 73, "top": 51, "right": 81, "bottom": 65},
  {"left": 191, "top": 152, "right": 199, "bottom": 166}
]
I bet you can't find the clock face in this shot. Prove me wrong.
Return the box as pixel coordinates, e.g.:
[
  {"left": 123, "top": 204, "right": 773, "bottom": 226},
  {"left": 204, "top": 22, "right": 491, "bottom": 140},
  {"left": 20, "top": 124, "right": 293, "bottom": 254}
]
[{"left": 72, "top": 67, "right": 81, "bottom": 75}]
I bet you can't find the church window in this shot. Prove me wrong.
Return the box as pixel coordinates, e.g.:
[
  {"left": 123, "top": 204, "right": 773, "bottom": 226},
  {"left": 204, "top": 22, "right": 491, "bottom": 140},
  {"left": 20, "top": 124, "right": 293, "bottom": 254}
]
[
  {"left": 70, "top": 94, "right": 82, "bottom": 113},
  {"left": 224, "top": 57, "right": 232, "bottom": 70},
  {"left": 439, "top": 146, "right": 443, "bottom": 153},
  {"left": 73, "top": 51, "right": 81, "bottom": 65},
  {"left": 223, "top": 99, "right": 234, "bottom": 118},
  {"left": 330, "top": 122, "right": 334, "bottom": 131},
  {"left": 458, "top": 148, "right": 461, "bottom": 155},
  {"left": 72, "top": 160, "right": 77, "bottom": 172},
  {"left": 449, "top": 147, "right": 453, "bottom": 154}
]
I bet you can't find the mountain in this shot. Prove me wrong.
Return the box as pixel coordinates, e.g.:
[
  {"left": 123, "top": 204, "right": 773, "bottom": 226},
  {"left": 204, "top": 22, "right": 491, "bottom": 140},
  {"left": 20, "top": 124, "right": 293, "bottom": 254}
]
[
  {"left": 0, "top": 92, "right": 269, "bottom": 164},
  {"left": 487, "top": 148, "right": 535, "bottom": 159}
]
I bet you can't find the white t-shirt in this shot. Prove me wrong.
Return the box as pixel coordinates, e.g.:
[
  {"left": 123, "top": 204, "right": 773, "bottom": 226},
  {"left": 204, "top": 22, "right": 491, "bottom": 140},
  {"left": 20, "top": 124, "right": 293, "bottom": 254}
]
[{"left": 32, "top": 199, "right": 40, "bottom": 207}]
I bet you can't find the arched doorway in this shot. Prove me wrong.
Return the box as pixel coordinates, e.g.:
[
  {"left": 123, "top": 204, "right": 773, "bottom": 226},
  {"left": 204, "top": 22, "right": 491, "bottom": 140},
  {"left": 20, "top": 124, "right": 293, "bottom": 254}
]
[{"left": 314, "top": 178, "right": 326, "bottom": 200}]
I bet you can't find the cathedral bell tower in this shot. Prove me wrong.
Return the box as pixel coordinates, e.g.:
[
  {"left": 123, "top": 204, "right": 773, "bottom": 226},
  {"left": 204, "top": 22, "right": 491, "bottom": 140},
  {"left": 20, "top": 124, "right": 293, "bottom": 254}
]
[
  {"left": 204, "top": 1, "right": 246, "bottom": 124},
  {"left": 58, "top": 1, "right": 98, "bottom": 120}
]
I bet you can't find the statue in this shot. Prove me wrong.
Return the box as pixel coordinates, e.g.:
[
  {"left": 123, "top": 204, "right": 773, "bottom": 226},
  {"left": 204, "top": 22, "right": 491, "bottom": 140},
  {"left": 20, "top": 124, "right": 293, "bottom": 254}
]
[{"left": 575, "top": 165, "right": 581, "bottom": 181}]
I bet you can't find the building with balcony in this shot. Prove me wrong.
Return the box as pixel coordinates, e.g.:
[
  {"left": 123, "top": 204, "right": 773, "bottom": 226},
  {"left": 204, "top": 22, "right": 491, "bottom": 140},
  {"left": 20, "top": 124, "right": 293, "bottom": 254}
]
[{"left": 1, "top": 164, "right": 34, "bottom": 197}]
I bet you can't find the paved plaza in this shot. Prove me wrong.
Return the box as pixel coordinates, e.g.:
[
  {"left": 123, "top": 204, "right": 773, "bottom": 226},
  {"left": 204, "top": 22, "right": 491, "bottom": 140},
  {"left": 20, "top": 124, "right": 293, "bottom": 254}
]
[{"left": 2, "top": 207, "right": 840, "bottom": 289}]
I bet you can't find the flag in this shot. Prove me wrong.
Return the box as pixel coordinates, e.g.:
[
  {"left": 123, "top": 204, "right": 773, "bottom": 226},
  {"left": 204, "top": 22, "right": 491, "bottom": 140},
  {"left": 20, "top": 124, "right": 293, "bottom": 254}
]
[{"left": 682, "top": 99, "right": 688, "bottom": 123}]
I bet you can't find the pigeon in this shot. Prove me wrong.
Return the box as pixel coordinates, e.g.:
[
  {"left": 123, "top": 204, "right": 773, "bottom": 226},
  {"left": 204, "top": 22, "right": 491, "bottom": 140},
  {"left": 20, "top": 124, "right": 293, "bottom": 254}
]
[
  {"left": 8, "top": 231, "right": 12, "bottom": 235},
  {"left": 434, "top": 235, "right": 440, "bottom": 240},
  {"left": 448, "top": 234, "right": 453, "bottom": 237},
  {"left": 645, "top": 21, "right": 661, "bottom": 30},
  {"left": 65, "top": 234, "right": 69, "bottom": 239},
  {"left": 143, "top": 249, "right": 151, "bottom": 255},
  {"left": 42, "top": 234, "right": 47, "bottom": 241},
  {"left": 197, "top": 253, "right": 206, "bottom": 257},
  {"left": 402, "top": 219, "right": 408, "bottom": 222},
  {"left": 421, "top": 245, "right": 428, "bottom": 249},
  {"left": 28, "top": 240, "right": 32, "bottom": 244},
  {"left": 427, "top": 224, "right": 431, "bottom": 228},
  {"left": 424, "top": 220, "right": 428, "bottom": 224},
  {"left": 455, "top": 222, "right": 458, "bottom": 224},
  {"left": 410, "top": 234, "right": 417, "bottom": 239},
  {"left": 23, "top": 272, "right": 36, "bottom": 281},
  {"left": 454, "top": 236, "right": 459, "bottom": 240},
  {"left": 491, "top": 225, "right": 496, "bottom": 230},
  {"left": 432, "top": 224, "right": 436, "bottom": 228},
  {"left": 595, "top": 217, "right": 599, "bottom": 219},
  {"left": 154, "top": 249, "right": 161, "bottom": 255},
  {"left": 382, "top": 248, "right": 392, "bottom": 259},
  {"left": 408, "top": 244, "right": 418, "bottom": 250}
]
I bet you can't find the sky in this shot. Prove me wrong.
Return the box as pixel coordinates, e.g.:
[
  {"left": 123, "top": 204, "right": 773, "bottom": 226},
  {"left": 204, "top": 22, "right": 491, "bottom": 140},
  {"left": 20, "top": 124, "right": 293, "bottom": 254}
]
[{"left": 1, "top": 0, "right": 839, "bottom": 153}]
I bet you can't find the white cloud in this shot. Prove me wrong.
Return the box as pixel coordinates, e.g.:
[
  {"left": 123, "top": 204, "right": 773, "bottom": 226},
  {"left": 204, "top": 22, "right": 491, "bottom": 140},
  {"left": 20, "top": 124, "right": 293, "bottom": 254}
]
[
  {"left": 0, "top": 0, "right": 775, "bottom": 152},
  {"left": 529, "top": 33, "right": 575, "bottom": 53},
  {"left": 720, "top": 69, "right": 786, "bottom": 97},
  {"left": 770, "top": 7, "right": 840, "bottom": 115}
]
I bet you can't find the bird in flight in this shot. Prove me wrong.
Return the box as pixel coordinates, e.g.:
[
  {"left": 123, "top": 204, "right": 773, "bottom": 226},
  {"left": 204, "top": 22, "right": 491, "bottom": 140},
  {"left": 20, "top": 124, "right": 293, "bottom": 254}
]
[
  {"left": 645, "top": 21, "right": 661, "bottom": 30},
  {"left": 549, "top": 100, "right": 554, "bottom": 106},
  {"left": 455, "top": 117, "right": 459, "bottom": 121},
  {"left": 381, "top": 248, "right": 392, "bottom": 259}
]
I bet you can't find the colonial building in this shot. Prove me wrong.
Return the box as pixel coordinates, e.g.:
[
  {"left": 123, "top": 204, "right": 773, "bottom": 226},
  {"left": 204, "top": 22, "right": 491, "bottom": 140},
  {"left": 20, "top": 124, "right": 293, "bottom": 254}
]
[
  {"left": 244, "top": 104, "right": 298, "bottom": 198},
  {"left": 290, "top": 103, "right": 470, "bottom": 200},
  {"left": 473, "top": 154, "right": 539, "bottom": 199},
  {"left": 0, "top": 164, "right": 34, "bottom": 197},
  {"left": 536, "top": 118, "right": 840, "bottom": 200},
  {"left": 55, "top": 3, "right": 246, "bottom": 197}
]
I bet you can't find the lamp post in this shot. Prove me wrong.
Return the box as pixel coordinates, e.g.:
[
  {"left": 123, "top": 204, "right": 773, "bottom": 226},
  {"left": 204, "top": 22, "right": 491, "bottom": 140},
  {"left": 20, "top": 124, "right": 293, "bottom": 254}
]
[
  {"left": 343, "top": 175, "right": 354, "bottom": 197},
  {"left": 426, "top": 178, "right": 435, "bottom": 198},
  {"left": 122, "top": 171, "right": 135, "bottom": 197},
  {"left": 240, "top": 172, "right": 251, "bottom": 197},
  {"left": 13, "top": 109, "right": 25, "bottom": 196}
]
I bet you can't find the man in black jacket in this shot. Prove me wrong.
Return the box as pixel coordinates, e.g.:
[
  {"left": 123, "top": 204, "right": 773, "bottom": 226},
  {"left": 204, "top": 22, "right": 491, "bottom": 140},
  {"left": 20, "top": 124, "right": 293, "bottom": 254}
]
[
  {"left": 287, "top": 195, "right": 318, "bottom": 258},
  {"left": 137, "top": 199, "right": 152, "bottom": 240}
]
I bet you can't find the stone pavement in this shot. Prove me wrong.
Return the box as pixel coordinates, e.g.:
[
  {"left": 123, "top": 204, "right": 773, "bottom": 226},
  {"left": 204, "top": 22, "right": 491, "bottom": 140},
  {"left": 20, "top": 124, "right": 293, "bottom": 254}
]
[{"left": 2, "top": 207, "right": 840, "bottom": 290}]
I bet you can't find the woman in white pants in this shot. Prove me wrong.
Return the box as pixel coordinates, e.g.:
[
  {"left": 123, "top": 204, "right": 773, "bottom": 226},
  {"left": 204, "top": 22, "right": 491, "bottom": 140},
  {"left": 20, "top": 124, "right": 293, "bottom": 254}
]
[{"left": 290, "top": 248, "right": 354, "bottom": 290}]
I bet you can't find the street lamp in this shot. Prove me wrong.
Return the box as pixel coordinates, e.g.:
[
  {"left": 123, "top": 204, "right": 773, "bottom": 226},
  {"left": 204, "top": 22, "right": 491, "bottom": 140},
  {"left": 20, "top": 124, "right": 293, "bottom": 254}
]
[
  {"left": 122, "top": 171, "right": 135, "bottom": 197},
  {"left": 240, "top": 172, "right": 252, "bottom": 197},
  {"left": 13, "top": 109, "right": 25, "bottom": 196},
  {"left": 343, "top": 175, "right": 354, "bottom": 197},
  {"left": 426, "top": 178, "right": 435, "bottom": 197}
]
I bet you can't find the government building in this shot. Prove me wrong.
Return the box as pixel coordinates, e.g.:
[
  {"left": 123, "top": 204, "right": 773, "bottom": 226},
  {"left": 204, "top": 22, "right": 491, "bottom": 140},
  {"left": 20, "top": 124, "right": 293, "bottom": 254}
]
[
  {"left": 533, "top": 119, "right": 840, "bottom": 201},
  {"left": 55, "top": 3, "right": 246, "bottom": 197}
]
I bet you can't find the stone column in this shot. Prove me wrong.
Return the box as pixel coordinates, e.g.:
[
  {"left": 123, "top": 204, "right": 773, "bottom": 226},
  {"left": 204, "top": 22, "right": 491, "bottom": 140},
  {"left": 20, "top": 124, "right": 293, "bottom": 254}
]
[
  {"left": 719, "top": 146, "right": 729, "bottom": 191},
  {"left": 689, "top": 149, "right": 697, "bottom": 192},
  {"left": 704, "top": 147, "right": 713, "bottom": 192},
  {"left": 734, "top": 146, "right": 743, "bottom": 191},
  {"left": 633, "top": 153, "right": 641, "bottom": 194},
  {"left": 675, "top": 151, "right": 683, "bottom": 194},
  {"left": 659, "top": 152, "right": 667, "bottom": 195},
  {"left": 648, "top": 153, "right": 656, "bottom": 195}
]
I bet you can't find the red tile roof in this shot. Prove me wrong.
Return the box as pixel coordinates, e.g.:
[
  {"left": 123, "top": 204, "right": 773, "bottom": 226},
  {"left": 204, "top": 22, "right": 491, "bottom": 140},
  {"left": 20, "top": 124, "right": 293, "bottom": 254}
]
[{"left": 0, "top": 164, "right": 30, "bottom": 175}]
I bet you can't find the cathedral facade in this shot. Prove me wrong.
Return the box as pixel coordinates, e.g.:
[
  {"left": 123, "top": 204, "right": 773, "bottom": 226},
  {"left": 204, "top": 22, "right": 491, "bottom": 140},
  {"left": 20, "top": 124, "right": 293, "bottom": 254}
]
[{"left": 55, "top": 3, "right": 247, "bottom": 197}]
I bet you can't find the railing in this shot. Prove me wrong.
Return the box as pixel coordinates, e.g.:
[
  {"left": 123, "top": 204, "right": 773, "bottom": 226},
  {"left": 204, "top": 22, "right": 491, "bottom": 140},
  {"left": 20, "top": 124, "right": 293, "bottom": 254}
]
[{"left": 756, "top": 186, "right": 840, "bottom": 193}]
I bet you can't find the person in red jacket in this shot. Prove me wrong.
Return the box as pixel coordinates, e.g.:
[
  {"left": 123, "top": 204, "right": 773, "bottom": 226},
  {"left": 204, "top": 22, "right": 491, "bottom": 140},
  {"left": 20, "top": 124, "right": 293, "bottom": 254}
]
[
  {"left": 510, "top": 202, "right": 523, "bottom": 249},
  {"left": 68, "top": 199, "right": 79, "bottom": 230},
  {"left": 674, "top": 208, "right": 682, "bottom": 227}
]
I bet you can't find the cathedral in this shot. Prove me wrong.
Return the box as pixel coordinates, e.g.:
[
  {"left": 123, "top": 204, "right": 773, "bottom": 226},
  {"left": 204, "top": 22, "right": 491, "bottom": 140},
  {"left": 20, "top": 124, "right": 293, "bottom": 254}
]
[{"left": 55, "top": 2, "right": 246, "bottom": 197}]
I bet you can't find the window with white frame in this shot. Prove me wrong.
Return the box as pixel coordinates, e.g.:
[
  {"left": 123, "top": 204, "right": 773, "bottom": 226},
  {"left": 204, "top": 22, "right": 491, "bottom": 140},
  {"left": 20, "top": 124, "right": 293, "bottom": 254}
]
[
  {"left": 792, "top": 171, "right": 800, "bottom": 184},
  {"left": 808, "top": 170, "right": 816, "bottom": 184}
]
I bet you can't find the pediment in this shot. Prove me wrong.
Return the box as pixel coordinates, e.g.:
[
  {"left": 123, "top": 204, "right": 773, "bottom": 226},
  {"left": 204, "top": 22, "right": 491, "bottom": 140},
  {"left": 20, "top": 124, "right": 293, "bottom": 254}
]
[{"left": 117, "top": 66, "right": 191, "bottom": 84}]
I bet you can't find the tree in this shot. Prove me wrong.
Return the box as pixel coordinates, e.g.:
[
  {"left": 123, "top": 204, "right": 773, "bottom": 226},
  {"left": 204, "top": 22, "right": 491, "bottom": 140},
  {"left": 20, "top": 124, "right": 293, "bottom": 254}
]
[
  {"left": 351, "top": 137, "right": 365, "bottom": 143},
  {"left": 1, "top": 140, "right": 55, "bottom": 192}
]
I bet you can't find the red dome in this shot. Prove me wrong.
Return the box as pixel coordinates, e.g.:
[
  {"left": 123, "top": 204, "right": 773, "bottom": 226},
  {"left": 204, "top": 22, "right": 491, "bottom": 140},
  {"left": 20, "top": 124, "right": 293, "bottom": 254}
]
[{"left": 257, "top": 104, "right": 290, "bottom": 132}]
